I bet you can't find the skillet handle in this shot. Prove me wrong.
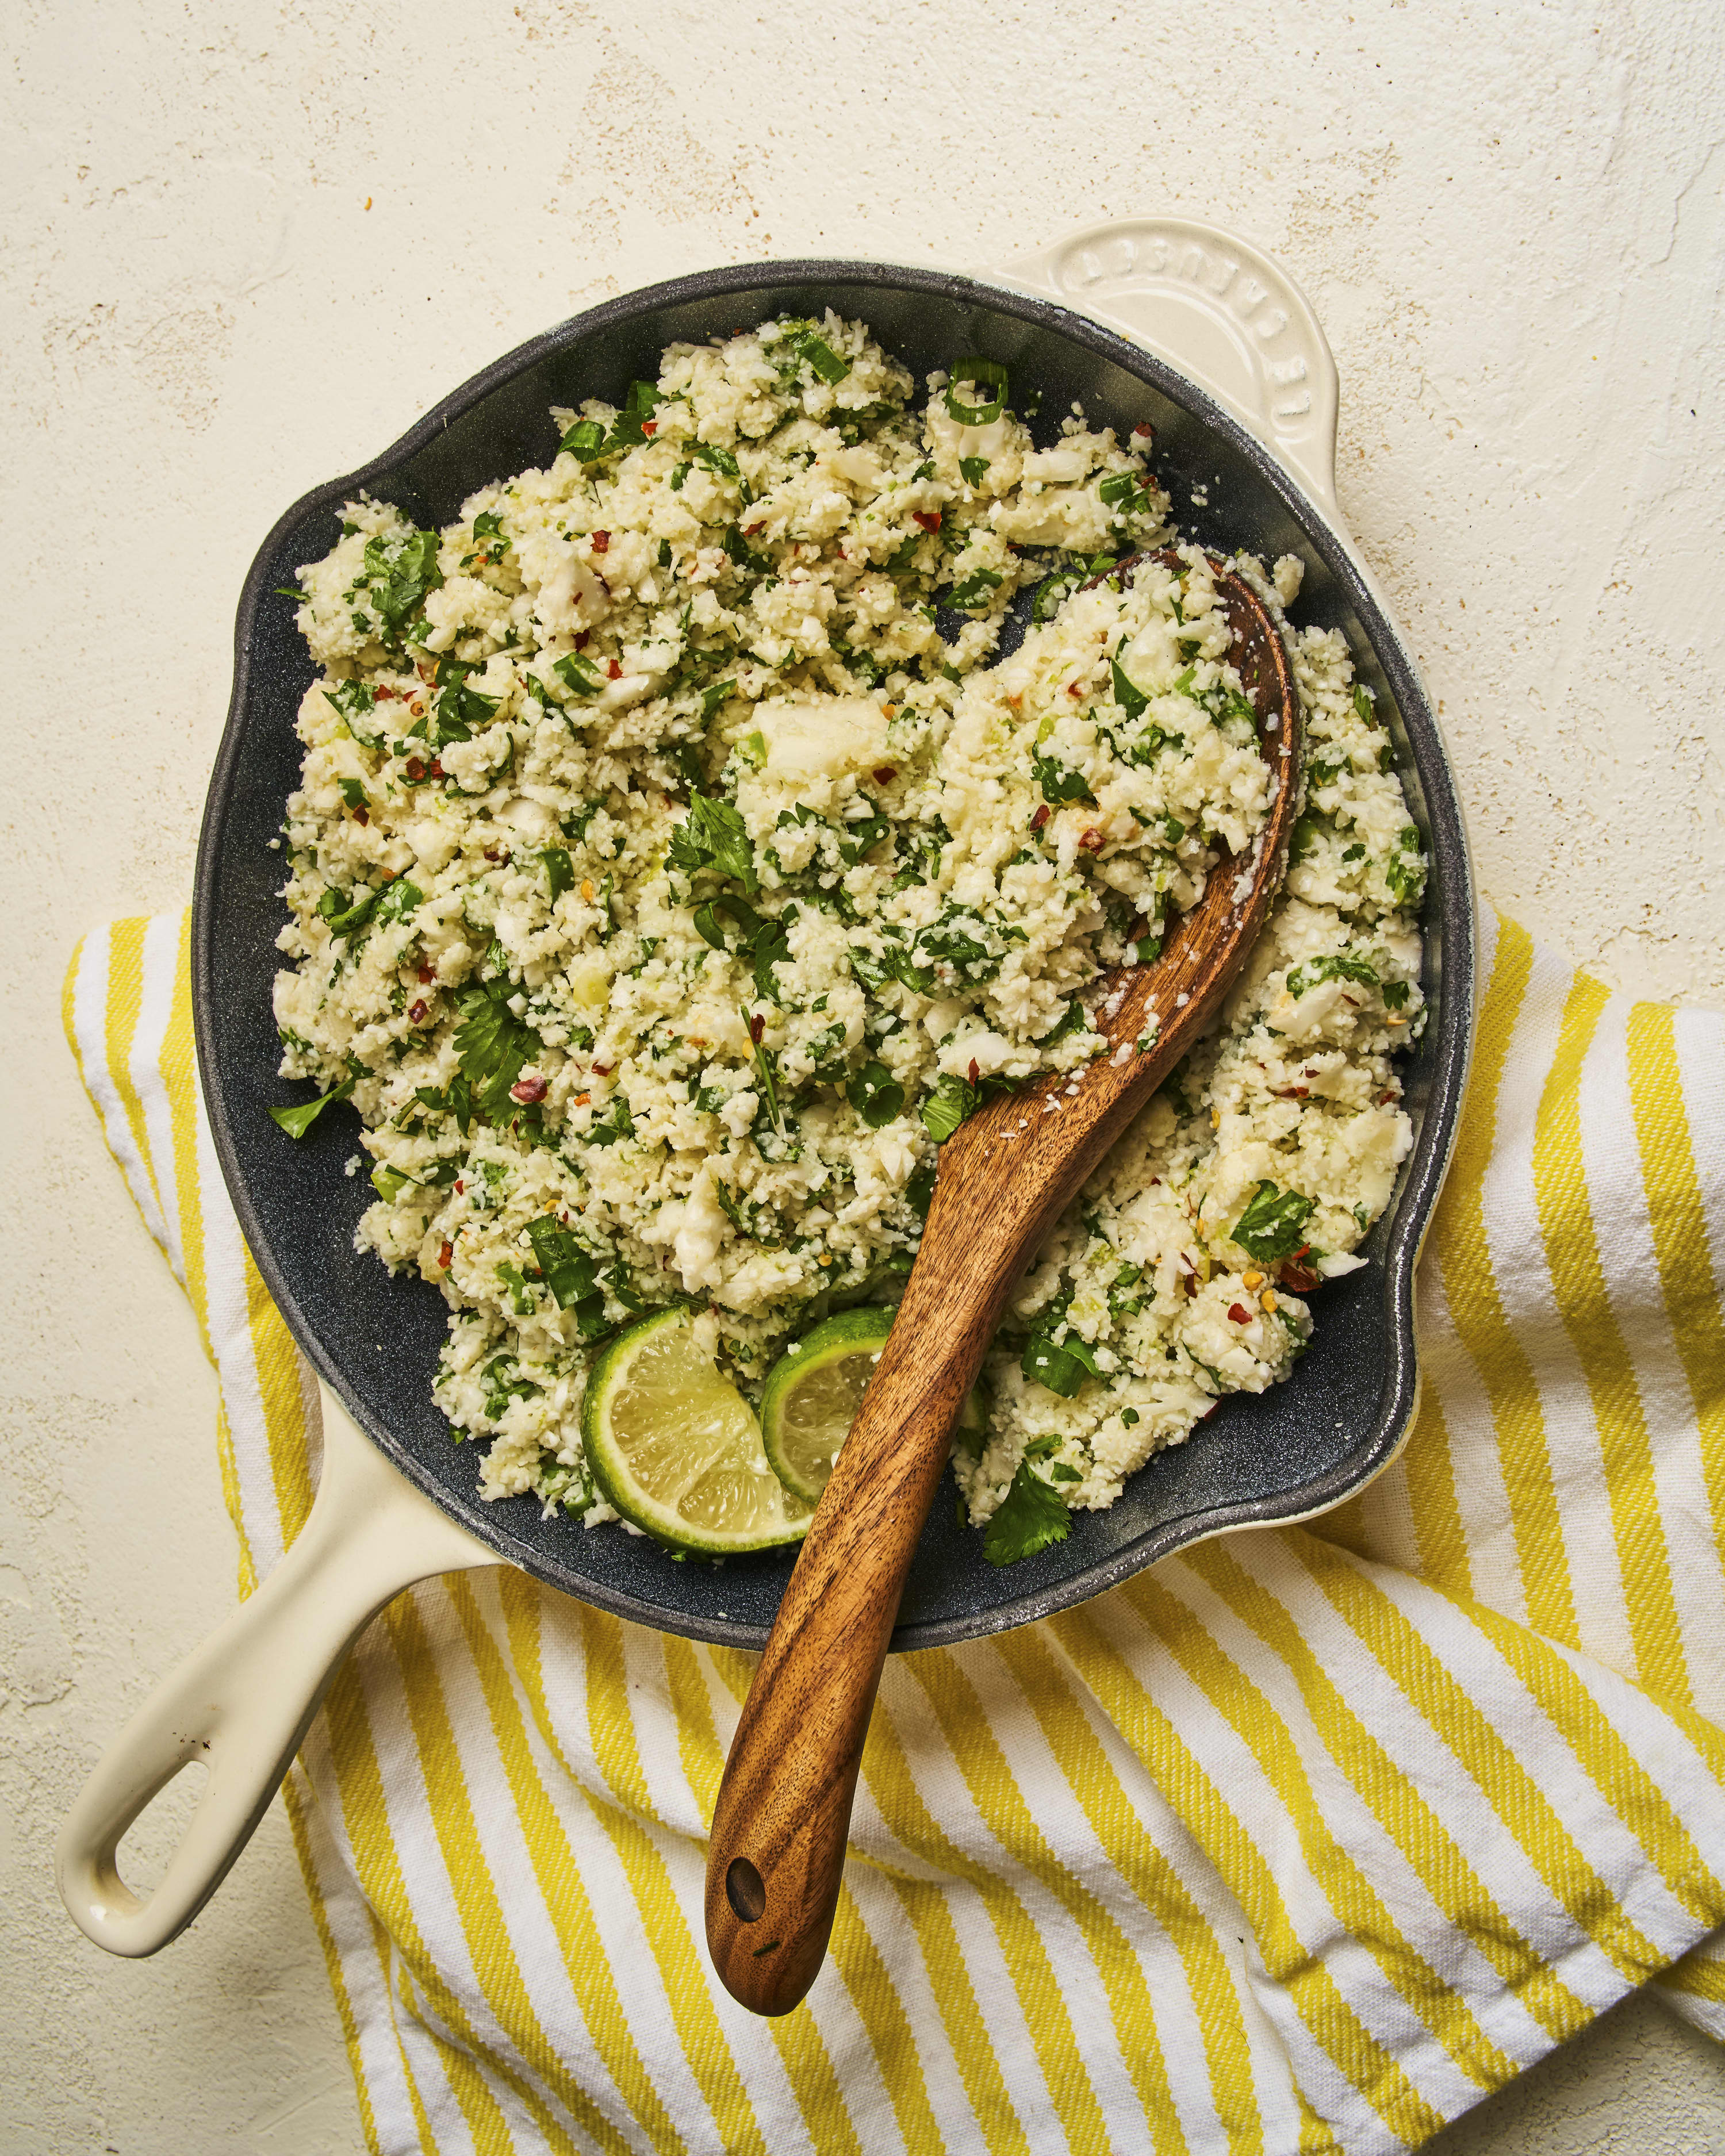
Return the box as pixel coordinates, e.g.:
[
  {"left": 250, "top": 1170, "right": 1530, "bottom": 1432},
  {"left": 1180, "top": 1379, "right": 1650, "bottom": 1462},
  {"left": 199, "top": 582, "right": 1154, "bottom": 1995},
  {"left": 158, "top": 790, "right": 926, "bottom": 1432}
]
[
  {"left": 987, "top": 215, "right": 1346, "bottom": 534},
  {"left": 55, "top": 1383, "right": 496, "bottom": 1956}
]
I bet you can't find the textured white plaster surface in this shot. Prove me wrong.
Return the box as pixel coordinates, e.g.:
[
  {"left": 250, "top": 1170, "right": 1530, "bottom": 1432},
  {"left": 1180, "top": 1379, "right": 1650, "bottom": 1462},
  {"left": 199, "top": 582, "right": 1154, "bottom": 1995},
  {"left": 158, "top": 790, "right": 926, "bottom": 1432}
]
[{"left": 3, "top": 2, "right": 1723, "bottom": 2150}]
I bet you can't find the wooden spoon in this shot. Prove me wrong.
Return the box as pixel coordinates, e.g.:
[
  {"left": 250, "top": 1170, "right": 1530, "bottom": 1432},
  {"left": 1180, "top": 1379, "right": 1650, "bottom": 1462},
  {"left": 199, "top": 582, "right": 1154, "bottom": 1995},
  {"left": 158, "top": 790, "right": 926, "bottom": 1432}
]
[{"left": 704, "top": 550, "right": 1300, "bottom": 2015}]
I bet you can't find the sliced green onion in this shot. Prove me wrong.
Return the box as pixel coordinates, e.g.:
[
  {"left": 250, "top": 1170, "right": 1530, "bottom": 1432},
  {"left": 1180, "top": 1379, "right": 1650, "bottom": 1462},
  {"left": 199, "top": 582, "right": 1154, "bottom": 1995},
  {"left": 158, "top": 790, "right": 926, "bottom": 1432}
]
[
  {"left": 945, "top": 358, "right": 1008, "bottom": 427},
  {"left": 788, "top": 328, "right": 850, "bottom": 383},
  {"left": 554, "top": 650, "right": 605, "bottom": 696}
]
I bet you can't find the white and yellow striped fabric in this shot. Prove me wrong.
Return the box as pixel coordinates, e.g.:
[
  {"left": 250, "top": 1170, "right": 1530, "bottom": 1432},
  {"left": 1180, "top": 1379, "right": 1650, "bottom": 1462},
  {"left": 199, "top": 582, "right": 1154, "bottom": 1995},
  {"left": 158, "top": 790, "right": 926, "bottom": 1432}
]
[{"left": 65, "top": 906, "right": 1725, "bottom": 2155}]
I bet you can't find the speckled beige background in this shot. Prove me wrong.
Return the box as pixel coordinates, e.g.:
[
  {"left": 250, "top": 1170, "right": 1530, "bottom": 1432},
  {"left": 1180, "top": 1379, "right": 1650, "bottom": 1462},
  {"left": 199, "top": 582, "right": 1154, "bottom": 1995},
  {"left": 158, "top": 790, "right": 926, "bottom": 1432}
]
[{"left": 5, "top": 2, "right": 1724, "bottom": 2149}]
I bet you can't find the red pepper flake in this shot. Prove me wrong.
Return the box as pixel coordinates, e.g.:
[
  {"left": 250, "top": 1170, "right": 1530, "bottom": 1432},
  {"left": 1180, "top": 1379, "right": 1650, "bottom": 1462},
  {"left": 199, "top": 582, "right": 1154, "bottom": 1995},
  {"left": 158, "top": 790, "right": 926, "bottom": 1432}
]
[
  {"left": 408, "top": 999, "right": 428, "bottom": 1023},
  {"left": 429, "top": 758, "right": 444, "bottom": 779},
  {"left": 416, "top": 962, "right": 435, "bottom": 984},
  {"left": 1031, "top": 804, "right": 1051, "bottom": 831},
  {"left": 607, "top": 658, "right": 623, "bottom": 680},
  {"left": 574, "top": 629, "right": 590, "bottom": 650},
  {"left": 1133, "top": 422, "right": 1155, "bottom": 439},
  {"left": 872, "top": 765, "right": 896, "bottom": 785},
  {"left": 511, "top": 1075, "right": 549, "bottom": 1104},
  {"left": 375, "top": 684, "right": 397, "bottom": 701},
  {"left": 748, "top": 1013, "right": 765, "bottom": 1045},
  {"left": 1067, "top": 680, "right": 1083, "bottom": 697},
  {"left": 591, "top": 530, "right": 610, "bottom": 554},
  {"left": 1078, "top": 826, "right": 1104, "bottom": 853},
  {"left": 1279, "top": 1258, "right": 1321, "bottom": 1293},
  {"left": 404, "top": 756, "right": 425, "bottom": 781},
  {"left": 592, "top": 1062, "right": 612, "bottom": 1076},
  {"left": 483, "top": 847, "right": 501, "bottom": 863},
  {"left": 967, "top": 1058, "right": 980, "bottom": 1086},
  {"left": 354, "top": 807, "right": 369, "bottom": 826},
  {"left": 438, "top": 1240, "right": 454, "bottom": 1269},
  {"left": 1228, "top": 1302, "right": 1250, "bottom": 1323},
  {"left": 642, "top": 420, "right": 657, "bottom": 436},
  {"left": 912, "top": 509, "right": 942, "bottom": 532},
  {"left": 455, "top": 1180, "right": 464, "bottom": 1194}
]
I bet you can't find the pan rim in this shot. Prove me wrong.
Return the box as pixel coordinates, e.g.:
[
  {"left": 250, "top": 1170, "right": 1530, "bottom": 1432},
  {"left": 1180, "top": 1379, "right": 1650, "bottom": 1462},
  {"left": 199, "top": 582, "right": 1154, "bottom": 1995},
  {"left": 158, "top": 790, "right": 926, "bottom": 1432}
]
[{"left": 193, "top": 255, "right": 1474, "bottom": 1650}]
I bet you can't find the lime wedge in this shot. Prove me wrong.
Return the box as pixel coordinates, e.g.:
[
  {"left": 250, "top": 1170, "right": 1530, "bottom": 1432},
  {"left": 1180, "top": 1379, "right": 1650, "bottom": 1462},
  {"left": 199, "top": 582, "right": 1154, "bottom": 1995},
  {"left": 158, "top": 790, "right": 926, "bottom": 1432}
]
[
  {"left": 582, "top": 1306, "right": 812, "bottom": 1555},
  {"left": 761, "top": 1306, "right": 988, "bottom": 1503}
]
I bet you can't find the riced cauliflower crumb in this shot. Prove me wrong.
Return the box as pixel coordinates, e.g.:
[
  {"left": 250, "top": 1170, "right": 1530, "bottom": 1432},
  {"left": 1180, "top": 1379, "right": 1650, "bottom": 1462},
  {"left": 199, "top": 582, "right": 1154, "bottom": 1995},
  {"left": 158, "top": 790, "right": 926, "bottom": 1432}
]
[{"left": 271, "top": 314, "right": 1425, "bottom": 1545}]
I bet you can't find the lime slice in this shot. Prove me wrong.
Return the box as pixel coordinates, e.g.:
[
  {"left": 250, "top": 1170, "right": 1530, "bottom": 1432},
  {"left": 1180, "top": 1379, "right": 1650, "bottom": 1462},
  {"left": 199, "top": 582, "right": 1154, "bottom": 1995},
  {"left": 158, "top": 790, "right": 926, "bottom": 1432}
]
[
  {"left": 582, "top": 1306, "right": 812, "bottom": 1555},
  {"left": 761, "top": 1307, "right": 989, "bottom": 1503}
]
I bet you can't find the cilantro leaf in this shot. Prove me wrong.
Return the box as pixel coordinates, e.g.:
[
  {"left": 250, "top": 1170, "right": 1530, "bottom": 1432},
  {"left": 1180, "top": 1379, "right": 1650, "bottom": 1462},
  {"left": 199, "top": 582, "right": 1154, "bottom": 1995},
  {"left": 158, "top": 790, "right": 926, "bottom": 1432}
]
[
  {"left": 452, "top": 980, "right": 541, "bottom": 1121},
  {"left": 751, "top": 916, "right": 792, "bottom": 1006},
  {"left": 1110, "top": 657, "right": 1148, "bottom": 720},
  {"left": 959, "top": 455, "right": 990, "bottom": 486},
  {"left": 982, "top": 1459, "right": 1072, "bottom": 1567},
  {"left": 688, "top": 440, "right": 741, "bottom": 478},
  {"left": 524, "top": 1216, "right": 608, "bottom": 1332},
  {"left": 847, "top": 1060, "right": 906, "bottom": 1127},
  {"left": 1031, "top": 746, "right": 1093, "bottom": 807},
  {"left": 269, "top": 1080, "right": 352, "bottom": 1139},
  {"left": 1286, "top": 951, "right": 1379, "bottom": 999},
  {"left": 375, "top": 877, "right": 423, "bottom": 925},
  {"left": 1232, "top": 1180, "right": 1316, "bottom": 1264},
  {"left": 324, "top": 678, "right": 384, "bottom": 745},
  {"left": 921, "top": 1073, "right": 976, "bottom": 1142},
  {"left": 668, "top": 791, "right": 758, "bottom": 892},
  {"left": 360, "top": 528, "right": 443, "bottom": 646},
  {"left": 837, "top": 808, "right": 891, "bottom": 865}
]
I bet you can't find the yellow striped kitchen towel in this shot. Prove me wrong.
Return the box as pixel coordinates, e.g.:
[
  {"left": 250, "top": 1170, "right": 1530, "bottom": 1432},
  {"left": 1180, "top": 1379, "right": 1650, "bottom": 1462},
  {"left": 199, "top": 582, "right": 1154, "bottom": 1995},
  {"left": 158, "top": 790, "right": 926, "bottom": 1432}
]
[{"left": 64, "top": 905, "right": 1725, "bottom": 2156}]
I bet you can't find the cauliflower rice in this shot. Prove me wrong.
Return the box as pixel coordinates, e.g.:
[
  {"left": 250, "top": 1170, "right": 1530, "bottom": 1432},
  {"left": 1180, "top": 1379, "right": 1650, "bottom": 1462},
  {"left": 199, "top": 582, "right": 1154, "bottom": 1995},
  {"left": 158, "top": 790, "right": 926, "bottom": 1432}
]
[{"left": 273, "top": 312, "right": 1427, "bottom": 1555}]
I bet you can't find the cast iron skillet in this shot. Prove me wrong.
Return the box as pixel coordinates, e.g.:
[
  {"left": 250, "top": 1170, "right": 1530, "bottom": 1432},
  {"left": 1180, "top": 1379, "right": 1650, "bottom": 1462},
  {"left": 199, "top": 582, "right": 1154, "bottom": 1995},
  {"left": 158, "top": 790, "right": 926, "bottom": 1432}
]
[{"left": 194, "top": 260, "right": 1474, "bottom": 1653}]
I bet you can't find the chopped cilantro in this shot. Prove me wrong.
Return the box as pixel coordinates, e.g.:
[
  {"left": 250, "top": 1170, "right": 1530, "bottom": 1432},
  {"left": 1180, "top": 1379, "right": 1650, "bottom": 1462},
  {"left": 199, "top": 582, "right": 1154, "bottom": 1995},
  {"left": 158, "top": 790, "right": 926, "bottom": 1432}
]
[
  {"left": 1232, "top": 1181, "right": 1317, "bottom": 1263},
  {"left": 269, "top": 1080, "right": 352, "bottom": 1139},
  {"left": 1286, "top": 951, "right": 1379, "bottom": 999},
  {"left": 982, "top": 1457, "right": 1072, "bottom": 1567},
  {"left": 668, "top": 791, "right": 758, "bottom": 892},
  {"left": 848, "top": 1061, "right": 906, "bottom": 1127},
  {"left": 451, "top": 979, "right": 541, "bottom": 1121}
]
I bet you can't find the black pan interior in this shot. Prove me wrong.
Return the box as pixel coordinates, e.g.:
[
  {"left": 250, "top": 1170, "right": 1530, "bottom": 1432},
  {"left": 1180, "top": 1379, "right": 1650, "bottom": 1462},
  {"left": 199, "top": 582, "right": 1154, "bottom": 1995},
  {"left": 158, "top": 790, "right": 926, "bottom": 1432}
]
[{"left": 195, "top": 262, "right": 1474, "bottom": 1651}]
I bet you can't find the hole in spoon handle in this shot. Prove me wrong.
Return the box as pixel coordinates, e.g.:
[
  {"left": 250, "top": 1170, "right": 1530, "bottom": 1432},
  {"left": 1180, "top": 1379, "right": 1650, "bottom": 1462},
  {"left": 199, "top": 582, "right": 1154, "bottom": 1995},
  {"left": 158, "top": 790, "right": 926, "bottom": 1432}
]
[{"left": 726, "top": 1857, "right": 766, "bottom": 1924}]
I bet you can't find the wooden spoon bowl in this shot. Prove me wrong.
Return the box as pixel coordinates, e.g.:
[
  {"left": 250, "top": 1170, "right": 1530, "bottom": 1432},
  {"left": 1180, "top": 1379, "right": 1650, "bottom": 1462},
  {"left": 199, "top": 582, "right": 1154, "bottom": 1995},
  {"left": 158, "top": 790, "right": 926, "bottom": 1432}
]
[{"left": 704, "top": 550, "right": 1301, "bottom": 2015}]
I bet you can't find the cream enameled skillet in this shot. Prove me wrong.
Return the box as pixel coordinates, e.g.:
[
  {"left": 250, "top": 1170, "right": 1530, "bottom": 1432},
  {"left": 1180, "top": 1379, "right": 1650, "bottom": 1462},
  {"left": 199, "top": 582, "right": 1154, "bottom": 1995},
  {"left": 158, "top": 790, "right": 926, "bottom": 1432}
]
[{"left": 58, "top": 218, "right": 1474, "bottom": 1958}]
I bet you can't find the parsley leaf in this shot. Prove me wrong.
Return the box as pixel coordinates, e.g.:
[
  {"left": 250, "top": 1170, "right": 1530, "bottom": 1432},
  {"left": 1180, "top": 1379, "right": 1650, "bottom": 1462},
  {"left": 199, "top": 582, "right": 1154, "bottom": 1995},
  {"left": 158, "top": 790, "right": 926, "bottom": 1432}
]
[
  {"left": 982, "top": 1458, "right": 1072, "bottom": 1567},
  {"left": 959, "top": 455, "right": 990, "bottom": 486}
]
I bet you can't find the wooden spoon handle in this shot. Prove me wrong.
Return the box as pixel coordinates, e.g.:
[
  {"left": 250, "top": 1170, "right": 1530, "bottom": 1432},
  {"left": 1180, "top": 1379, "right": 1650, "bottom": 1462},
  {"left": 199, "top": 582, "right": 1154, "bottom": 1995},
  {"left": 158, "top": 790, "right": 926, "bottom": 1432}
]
[{"left": 703, "top": 1203, "right": 1023, "bottom": 2015}]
